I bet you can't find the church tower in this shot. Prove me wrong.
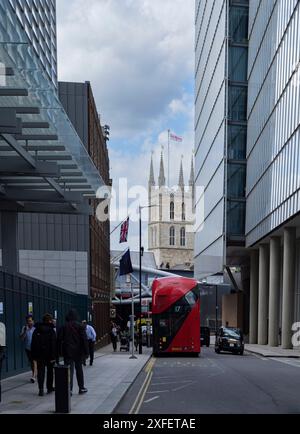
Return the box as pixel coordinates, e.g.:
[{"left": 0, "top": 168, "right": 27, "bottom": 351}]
[{"left": 148, "top": 152, "right": 195, "bottom": 271}]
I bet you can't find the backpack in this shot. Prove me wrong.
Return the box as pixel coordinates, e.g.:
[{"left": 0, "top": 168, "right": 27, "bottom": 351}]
[{"left": 31, "top": 328, "right": 52, "bottom": 360}]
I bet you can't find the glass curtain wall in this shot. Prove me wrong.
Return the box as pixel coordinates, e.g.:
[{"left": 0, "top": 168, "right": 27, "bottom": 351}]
[{"left": 227, "top": 0, "right": 249, "bottom": 238}]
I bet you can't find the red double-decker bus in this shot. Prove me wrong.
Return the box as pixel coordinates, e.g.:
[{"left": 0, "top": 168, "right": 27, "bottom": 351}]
[{"left": 152, "top": 277, "right": 200, "bottom": 356}]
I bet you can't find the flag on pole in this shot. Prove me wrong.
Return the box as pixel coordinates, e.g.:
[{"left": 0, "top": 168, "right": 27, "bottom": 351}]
[
  {"left": 119, "top": 249, "right": 133, "bottom": 276},
  {"left": 119, "top": 217, "right": 129, "bottom": 243},
  {"left": 170, "top": 133, "right": 183, "bottom": 143}
]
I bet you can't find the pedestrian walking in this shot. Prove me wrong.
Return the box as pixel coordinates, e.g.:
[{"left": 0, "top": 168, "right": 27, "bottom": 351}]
[
  {"left": 20, "top": 315, "right": 37, "bottom": 383},
  {"left": 110, "top": 323, "right": 118, "bottom": 352},
  {"left": 134, "top": 330, "right": 139, "bottom": 352},
  {"left": 31, "top": 313, "right": 57, "bottom": 397},
  {"left": 57, "top": 309, "right": 89, "bottom": 395},
  {"left": 82, "top": 321, "right": 96, "bottom": 366}
]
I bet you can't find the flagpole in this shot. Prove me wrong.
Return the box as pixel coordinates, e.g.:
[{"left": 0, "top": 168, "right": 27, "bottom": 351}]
[{"left": 168, "top": 129, "right": 170, "bottom": 188}]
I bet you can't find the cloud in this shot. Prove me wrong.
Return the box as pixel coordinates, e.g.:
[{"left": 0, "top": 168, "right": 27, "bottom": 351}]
[
  {"left": 57, "top": 0, "right": 194, "bottom": 140},
  {"left": 169, "top": 93, "right": 194, "bottom": 116},
  {"left": 56, "top": 0, "right": 195, "bottom": 251}
]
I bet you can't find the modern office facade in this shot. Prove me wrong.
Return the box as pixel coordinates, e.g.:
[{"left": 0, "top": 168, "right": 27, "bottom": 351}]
[
  {"left": 194, "top": 0, "right": 249, "bottom": 280},
  {"left": 195, "top": 0, "right": 300, "bottom": 349},
  {"left": 8, "top": 0, "right": 57, "bottom": 86},
  {"left": 0, "top": 0, "right": 108, "bottom": 376},
  {"left": 247, "top": 0, "right": 300, "bottom": 349}
]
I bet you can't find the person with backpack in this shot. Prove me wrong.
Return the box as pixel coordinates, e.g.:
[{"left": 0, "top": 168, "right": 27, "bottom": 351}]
[
  {"left": 57, "top": 309, "right": 89, "bottom": 395},
  {"left": 31, "top": 313, "right": 57, "bottom": 397}
]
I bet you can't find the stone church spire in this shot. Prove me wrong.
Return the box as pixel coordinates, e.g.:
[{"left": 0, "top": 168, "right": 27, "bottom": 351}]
[
  {"left": 149, "top": 153, "right": 155, "bottom": 188},
  {"left": 158, "top": 150, "right": 166, "bottom": 187},
  {"left": 178, "top": 157, "right": 184, "bottom": 190}
]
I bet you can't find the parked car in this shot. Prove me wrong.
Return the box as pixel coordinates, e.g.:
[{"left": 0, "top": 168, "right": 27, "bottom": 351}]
[
  {"left": 200, "top": 326, "right": 210, "bottom": 348},
  {"left": 215, "top": 326, "right": 244, "bottom": 355}
]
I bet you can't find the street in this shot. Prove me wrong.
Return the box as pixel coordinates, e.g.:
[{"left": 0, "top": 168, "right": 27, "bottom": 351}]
[{"left": 115, "top": 348, "right": 300, "bottom": 414}]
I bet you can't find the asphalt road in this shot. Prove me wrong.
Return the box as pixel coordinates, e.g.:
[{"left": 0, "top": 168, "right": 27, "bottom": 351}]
[{"left": 115, "top": 347, "right": 300, "bottom": 414}]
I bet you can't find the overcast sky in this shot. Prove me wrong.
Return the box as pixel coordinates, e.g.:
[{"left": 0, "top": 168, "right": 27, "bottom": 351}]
[{"left": 56, "top": 0, "right": 195, "bottom": 251}]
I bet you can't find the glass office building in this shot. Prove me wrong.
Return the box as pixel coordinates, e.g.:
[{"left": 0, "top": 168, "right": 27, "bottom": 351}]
[
  {"left": 8, "top": 0, "right": 57, "bottom": 87},
  {"left": 0, "top": 0, "right": 105, "bottom": 272},
  {"left": 247, "top": 0, "right": 300, "bottom": 349},
  {"left": 195, "top": 0, "right": 300, "bottom": 349},
  {"left": 0, "top": 0, "right": 107, "bottom": 376},
  {"left": 194, "top": 0, "right": 249, "bottom": 279}
]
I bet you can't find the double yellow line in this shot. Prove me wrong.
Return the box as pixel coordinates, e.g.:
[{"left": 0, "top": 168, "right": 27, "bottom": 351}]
[{"left": 129, "top": 357, "right": 156, "bottom": 414}]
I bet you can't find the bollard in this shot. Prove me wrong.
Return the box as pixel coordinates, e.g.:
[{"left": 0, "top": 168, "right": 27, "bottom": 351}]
[{"left": 55, "top": 364, "right": 71, "bottom": 414}]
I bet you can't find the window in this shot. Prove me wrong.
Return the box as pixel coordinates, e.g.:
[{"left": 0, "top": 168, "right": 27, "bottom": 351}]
[
  {"left": 227, "top": 163, "right": 246, "bottom": 198},
  {"left": 229, "top": 6, "right": 249, "bottom": 44},
  {"left": 227, "top": 201, "right": 246, "bottom": 236},
  {"left": 228, "top": 124, "right": 247, "bottom": 160},
  {"left": 182, "top": 203, "right": 186, "bottom": 221},
  {"left": 229, "top": 46, "right": 248, "bottom": 82},
  {"left": 180, "top": 227, "right": 186, "bottom": 247},
  {"left": 170, "top": 201, "right": 175, "bottom": 221},
  {"left": 228, "top": 86, "right": 247, "bottom": 122},
  {"left": 170, "top": 227, "right": 175, "bottom": 246}
]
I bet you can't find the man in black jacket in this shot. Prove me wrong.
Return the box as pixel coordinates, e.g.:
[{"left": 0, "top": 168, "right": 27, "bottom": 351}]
[
  {"left": 31, "top": 314, "right": 56, "bottom": 397},
  {"left": 57, "top": 309, "right": 89, "bottom": 395}
]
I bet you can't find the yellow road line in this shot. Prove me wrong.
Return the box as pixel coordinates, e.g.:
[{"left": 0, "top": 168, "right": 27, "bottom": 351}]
[
  {"left": 135, "top": 371, "right": 153, "bottom": 414},
  {"left": 145, "top": 357, "right": 156, "bottom": 373},
  {"left": 129, "top": 357, "right": 156, "bottom": 414}
]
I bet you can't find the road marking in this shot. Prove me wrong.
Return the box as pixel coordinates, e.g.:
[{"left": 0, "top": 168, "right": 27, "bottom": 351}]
[
  {"left": 172, "top": 382, "right": 193, "bottom": 392},
  {"left": 152, "top": 380, "right": 193, "bottom": 386},
  {"left": 144, "top": 396, "right": 159, "bottom": 404},
  {"left": 129, "top": 357, "right": 156, "bottom": 415},
  {"left": 135, "top": 371, "right": 153, "bottom": 414},
  {"left": 145, "top": 357, "right": 156, "bottom": 373},
  {"left": 148, "top": 390, "right": 170, "bottom": 394}
]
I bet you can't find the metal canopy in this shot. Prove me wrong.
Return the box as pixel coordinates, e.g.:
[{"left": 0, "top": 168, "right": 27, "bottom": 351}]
[{"left": 0, "top": 6, "right": 105, "bottom": 215}]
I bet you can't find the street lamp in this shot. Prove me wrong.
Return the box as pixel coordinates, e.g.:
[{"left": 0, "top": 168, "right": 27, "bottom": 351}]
[{"left": 138, "top": 204, "right": 158, "bottom": 355}]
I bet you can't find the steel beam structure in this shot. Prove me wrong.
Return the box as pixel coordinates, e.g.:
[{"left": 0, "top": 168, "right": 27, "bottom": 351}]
[
  {"left": 1, "top": 134, "right": 36, "bottom": 167},
  {"left": 0, "top": 158, "right": 60, "bottom": 177},
  {"left": 0, "top": 201, "right": 91, "bottom": 215}
]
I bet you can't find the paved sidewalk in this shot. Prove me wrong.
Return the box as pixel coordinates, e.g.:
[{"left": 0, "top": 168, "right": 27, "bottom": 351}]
[
  {"left": 0, "top": 345, "right": 152, "bottom": 414},
  {"left": 245, "top": 344, "right": 300, "bottom": 358}
]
